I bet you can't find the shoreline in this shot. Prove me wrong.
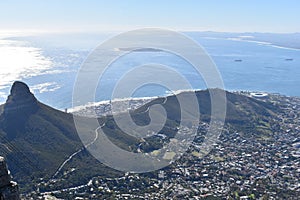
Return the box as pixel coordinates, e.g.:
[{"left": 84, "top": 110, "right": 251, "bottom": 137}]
[{"left": 69, "top": 89, "right": 300, "bottom": 117}]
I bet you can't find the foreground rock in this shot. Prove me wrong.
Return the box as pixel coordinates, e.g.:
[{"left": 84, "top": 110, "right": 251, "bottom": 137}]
[{"left": 0, "top": 156, "right": 20, "bottom": 200}]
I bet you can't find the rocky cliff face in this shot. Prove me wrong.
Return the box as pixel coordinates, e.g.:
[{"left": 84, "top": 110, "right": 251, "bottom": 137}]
[
  {"left": 0, "top": 156, "right": 20, "bottom": 200},
  {"left": 4, "top": 81, "right": 38, "bottom": 116},
  {"left": 1, "top": 81, "right": 38, "bottom": 139}
]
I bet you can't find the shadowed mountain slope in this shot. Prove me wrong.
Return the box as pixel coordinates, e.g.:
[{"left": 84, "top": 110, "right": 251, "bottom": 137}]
[{"left": 0, "top": 82, "right": 281, "bottom": 192}]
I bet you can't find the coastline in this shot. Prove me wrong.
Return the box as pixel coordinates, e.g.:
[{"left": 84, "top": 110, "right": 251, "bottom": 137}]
[{"left": 69, "top": 89, "right": 300, "bottom": 117}]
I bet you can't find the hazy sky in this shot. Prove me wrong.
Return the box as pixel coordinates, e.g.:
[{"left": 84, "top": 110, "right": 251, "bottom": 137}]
[{"left": 0, "top": 0, "right": 299, "bottom": 33}]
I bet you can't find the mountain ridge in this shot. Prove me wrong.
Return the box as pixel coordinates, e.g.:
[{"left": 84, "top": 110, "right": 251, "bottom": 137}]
[{"left": 0, "top": 81, "right": 283, "bottom": 193}]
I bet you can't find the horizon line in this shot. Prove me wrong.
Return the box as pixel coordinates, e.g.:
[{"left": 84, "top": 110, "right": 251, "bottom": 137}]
[{"left": 0, "top": 28, "right": 299, "bottom": 36}]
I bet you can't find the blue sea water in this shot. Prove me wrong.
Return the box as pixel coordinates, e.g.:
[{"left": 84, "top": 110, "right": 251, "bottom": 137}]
[{"left": 0, "top": 32, "right": 299, "bottom": 110}]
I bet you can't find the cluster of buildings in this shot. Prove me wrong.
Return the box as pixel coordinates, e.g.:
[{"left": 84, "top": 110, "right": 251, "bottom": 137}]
[
  {"left": 70, "top": 97, "right": 156, "bottom": 117},
  {"left": 26, "top": 92, "right": 300, "bottom": 199}
]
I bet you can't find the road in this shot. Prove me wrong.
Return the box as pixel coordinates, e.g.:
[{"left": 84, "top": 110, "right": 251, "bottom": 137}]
[
  {"left": 51, "top": 123, "right": 104, "bottom": 179},
  {"left": 51, "top": 97, "right": 168, "bottom": 179}
]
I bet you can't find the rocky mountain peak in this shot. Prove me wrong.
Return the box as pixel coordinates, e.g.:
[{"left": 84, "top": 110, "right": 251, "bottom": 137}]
[
  {"left": 4, "top": 81, "right": 38, "bottom": 116},
  {"left": 1, "top": 82, "right": 39, "bottom": 137},
  {"left": 10, "top": 81, "right": 32, "bottom": 98}
]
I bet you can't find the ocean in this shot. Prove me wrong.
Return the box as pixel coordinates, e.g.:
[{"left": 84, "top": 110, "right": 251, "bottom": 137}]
[{"left": 0, "top": 32, "right": 299, "bottom": 110}]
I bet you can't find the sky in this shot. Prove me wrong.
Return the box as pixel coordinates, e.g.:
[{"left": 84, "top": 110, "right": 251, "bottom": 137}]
[{"left": 0, "top": 0, "right": 299, "bottom": 33}]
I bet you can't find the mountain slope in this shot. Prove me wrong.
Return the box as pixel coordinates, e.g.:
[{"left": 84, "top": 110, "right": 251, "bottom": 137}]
[
  {"left": 0, "top": 82, "right": 282, "bottom": 193},
  {"left": 0, "top": 82, "right": 128, "bottom": 192},
  {"left": 0, "top": 82, "right": 84, "bottom": 186}
]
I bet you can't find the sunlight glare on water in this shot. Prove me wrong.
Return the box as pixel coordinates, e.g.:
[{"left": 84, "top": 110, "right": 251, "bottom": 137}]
[{"left": 0, "top": 39, "right": 52, "bottom": 93}]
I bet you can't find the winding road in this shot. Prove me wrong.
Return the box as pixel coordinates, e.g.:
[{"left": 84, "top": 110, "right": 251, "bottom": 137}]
[
  {"left": 51, "top": 123, "right": 104, "bottom": 179},
  {"left": 51, "top": 97, "right": 168, "bottom": 179}
]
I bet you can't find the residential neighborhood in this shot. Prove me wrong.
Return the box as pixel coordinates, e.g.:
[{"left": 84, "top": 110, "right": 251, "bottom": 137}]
[{"left": 25, "top": 92, "right": 300, "bottom": 199}]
